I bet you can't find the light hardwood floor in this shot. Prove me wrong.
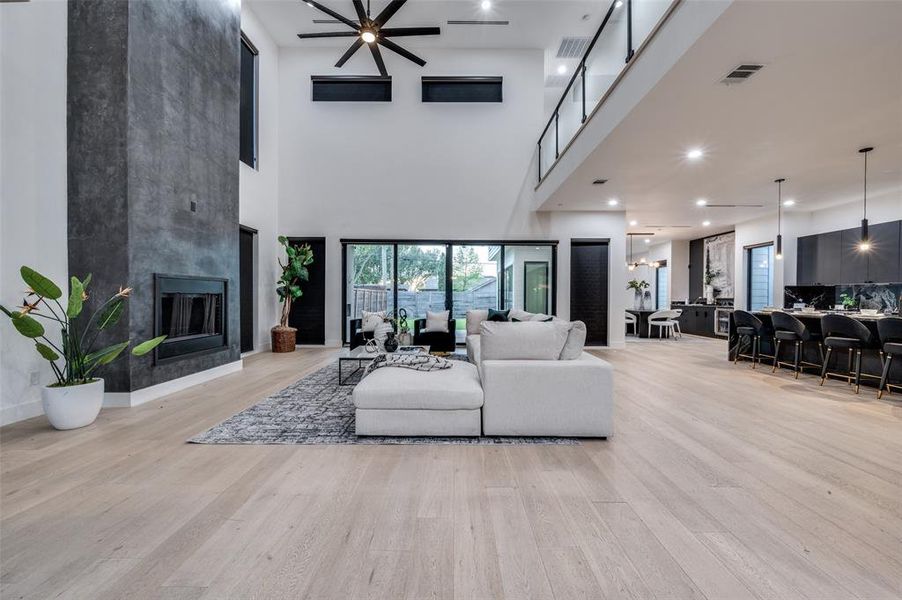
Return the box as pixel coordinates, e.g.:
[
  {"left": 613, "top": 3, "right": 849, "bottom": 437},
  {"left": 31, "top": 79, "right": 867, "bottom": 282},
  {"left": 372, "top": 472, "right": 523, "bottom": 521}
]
[{"left": 2, "top": 336, "right": 901, "bottom": 599}]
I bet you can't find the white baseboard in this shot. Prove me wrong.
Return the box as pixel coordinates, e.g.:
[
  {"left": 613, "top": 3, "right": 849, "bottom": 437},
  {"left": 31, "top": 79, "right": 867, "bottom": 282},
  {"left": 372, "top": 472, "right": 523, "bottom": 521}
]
[
  {"left": 0, "top": 399, "right": 44, "bottom": 427},
  {"left": 103, "top": 360, "right": 244, "bottom": 408}
]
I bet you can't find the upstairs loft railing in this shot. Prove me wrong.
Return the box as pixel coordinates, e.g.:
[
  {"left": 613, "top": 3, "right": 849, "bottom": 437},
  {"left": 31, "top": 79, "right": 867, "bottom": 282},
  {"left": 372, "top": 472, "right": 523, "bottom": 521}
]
[{"left": 537, "top": 0, "right": 679, "bottom": 185}]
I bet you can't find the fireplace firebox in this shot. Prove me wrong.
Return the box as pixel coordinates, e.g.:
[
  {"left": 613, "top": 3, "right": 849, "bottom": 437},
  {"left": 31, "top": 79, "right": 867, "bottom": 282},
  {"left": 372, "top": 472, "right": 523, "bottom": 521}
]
[{"left": 155, "top": 274, "right": 228, "bottom": 362}]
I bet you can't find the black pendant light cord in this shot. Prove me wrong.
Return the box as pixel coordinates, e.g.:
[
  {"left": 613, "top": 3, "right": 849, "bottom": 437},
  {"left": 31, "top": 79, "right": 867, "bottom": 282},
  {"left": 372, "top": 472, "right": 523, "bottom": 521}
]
[{"left": 863, "top": 149, "right": 868, "bottom": 220}]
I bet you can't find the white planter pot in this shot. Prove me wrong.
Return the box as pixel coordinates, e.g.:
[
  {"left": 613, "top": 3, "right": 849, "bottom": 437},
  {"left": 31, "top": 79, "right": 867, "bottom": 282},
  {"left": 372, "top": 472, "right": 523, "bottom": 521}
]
[{"left": 41, "top": 378, "right": 104, "bottom": 430}]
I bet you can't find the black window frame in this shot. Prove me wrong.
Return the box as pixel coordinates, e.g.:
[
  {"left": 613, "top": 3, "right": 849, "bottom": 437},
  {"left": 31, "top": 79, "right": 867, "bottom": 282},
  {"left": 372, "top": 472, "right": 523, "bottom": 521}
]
[
  {"left": 340, "top": 239, "right": 559, "bottom": 345},
  {"left": 239, "top": 32, "right": 259, "bottom": 169}
]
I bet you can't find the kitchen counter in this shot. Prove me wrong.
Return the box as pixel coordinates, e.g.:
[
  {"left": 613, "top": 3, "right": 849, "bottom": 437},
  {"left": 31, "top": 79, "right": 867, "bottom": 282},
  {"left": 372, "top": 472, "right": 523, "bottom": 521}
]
[{"left": 727, "top": 310, "right": 901, "bottom": 388}]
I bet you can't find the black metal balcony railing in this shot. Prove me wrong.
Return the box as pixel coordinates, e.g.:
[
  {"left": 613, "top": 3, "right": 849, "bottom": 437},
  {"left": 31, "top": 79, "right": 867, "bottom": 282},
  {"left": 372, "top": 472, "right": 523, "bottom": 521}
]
[{"left": 537, "top": 0, "right": 677, "bottom": 184}]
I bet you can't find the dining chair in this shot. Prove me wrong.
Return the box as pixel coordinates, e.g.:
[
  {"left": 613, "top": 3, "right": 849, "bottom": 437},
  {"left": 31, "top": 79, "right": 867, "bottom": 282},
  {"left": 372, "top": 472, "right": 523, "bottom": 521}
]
[
  {"left": 625, "top": 311, "right": 638, "bottom": 337},
  {"left": 648, "top": 309, "right": 682, "bottom": 339}
]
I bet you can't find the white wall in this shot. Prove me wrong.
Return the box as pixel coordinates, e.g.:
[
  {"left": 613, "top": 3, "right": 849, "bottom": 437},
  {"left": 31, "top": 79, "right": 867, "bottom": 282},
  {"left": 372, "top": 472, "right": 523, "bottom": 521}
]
[
  {"left": 733, "top": 191, "right": 902, "bottom": 310},
  {"left": 239, "top": 5, "right": 281, "bottom": 352},
  {"left": 0, "top": 0, "right": 69, "bottom": 425},
  {"left": 277, "top": 47, "right": 627, "bottom": 347},
  {"left": 670, "top": 239, "right": 690, "bottom": 302}
]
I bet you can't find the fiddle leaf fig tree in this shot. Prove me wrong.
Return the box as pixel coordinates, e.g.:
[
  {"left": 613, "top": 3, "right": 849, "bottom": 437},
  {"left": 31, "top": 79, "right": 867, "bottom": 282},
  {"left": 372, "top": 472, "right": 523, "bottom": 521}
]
[
  {"left": 0, "top": 267, "right": 166, "bottom": 387},
  {"left": 276, "top": 236, "right": 314, "bottom": 328}
]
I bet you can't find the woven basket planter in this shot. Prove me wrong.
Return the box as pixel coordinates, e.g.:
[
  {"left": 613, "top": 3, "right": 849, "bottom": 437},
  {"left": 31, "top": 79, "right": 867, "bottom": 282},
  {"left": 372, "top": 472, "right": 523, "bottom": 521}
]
[{"left": 271, "top": 326, "right": 297, "bottom": 353}]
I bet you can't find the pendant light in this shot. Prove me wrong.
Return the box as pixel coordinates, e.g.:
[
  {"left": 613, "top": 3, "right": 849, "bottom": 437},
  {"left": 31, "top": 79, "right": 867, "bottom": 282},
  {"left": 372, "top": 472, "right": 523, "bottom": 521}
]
[
  {"left": 774, "top": 178, "right": 785, "bottom": 260},
  {"left": 858, "top": 147, "right": 873, "bottom": 251}
]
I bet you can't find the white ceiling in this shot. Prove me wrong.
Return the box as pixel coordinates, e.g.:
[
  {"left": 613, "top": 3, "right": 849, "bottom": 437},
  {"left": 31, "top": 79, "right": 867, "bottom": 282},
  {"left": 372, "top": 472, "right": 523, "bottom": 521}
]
[
  {"left": 246, "top": 0, "right": 613, "bottom": 82},
  {"left": 539, "top": 0, "right": 902, "bottom": 242}
]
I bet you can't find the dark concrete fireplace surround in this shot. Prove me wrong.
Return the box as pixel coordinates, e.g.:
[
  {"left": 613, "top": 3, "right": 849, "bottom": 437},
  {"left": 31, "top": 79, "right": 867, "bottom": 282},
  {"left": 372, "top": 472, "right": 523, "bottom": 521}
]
[{"left": 67, "top": 0, "right": 241, "bottom": 393}]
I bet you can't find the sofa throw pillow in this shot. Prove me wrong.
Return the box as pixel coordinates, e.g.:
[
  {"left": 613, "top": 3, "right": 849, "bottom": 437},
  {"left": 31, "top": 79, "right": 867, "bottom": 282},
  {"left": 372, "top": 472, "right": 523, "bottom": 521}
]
[
  {"left": 479, "top": 321, "right": 569, "bottom": 361},
  {"left": 559, "top": 320, "right": 587, "bottom": 360},
  {"left": 425, "top": 310, "right": 450, "bottom": 333},
  {"left": 466, "top": 309, "right": 488, "bottom": 336},
  {"left": 487, "top": 308, "right": 510, "bottom": 322},
  {"left": 361, "top": 311, "right": 385, "bottom": 333}
]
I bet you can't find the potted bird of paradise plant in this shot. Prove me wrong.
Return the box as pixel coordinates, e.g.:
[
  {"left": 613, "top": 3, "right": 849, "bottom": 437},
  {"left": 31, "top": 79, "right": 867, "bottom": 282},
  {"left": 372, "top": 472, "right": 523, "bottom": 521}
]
[{"left": 1, "top": 267, "right": 166, "bottom": 430}]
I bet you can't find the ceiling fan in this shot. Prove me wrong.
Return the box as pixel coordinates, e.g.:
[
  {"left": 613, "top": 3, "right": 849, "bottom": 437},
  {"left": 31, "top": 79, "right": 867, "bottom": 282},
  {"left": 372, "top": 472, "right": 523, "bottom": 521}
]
[{"left": 297, "top": 0, "right": 440, "bottom": 76}]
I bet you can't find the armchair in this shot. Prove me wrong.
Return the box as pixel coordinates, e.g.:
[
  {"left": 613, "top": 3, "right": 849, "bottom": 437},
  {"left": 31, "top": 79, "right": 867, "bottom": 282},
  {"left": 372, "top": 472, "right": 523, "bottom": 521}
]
[{"left": 414, "top": 318, "right": 457, "bottom": 352}]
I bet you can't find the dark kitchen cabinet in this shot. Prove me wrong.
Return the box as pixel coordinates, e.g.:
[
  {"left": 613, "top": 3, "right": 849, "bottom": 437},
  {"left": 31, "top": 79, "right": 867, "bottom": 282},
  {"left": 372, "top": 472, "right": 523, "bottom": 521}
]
[
  {"left": 677, "top": 305, "right": 717, "bottom": 337},
  {"left": 840, "top": 227, "right": 869, "bottom": 283},
  {"left": 867, "top": 221, "right": 901, "bottom": 283},
  {"left": 794, "top": 220, "right": 901, "bottom": 286},
  {"left": 796, "top": 235, "right": 818, "bottom": 285},
  {"left": 815, "top": 230, "right": 843, "bottom": 285}
]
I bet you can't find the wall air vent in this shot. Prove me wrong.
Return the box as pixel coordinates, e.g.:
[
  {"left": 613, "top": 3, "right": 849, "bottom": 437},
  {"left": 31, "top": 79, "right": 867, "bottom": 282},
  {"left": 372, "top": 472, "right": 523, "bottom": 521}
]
[
  {"left": 556, "top": 37, "right": 591, "bottom": 59},
  {"left": 447, "top": 20, "right": 510, "bottom": 25},
  {"left": 720, "top": 63, "right": 764, "bottom": 85}
]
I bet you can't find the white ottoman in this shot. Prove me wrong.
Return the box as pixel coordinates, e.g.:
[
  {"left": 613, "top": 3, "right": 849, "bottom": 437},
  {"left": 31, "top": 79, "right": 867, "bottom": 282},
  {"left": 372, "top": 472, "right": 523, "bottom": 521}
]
[{"left": 353, "top": 361, "right": 484, "bottom": 436}]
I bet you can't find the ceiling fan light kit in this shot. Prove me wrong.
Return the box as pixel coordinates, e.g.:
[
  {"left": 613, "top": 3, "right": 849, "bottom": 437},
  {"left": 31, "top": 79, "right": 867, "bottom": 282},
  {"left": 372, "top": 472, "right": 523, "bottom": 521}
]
[{"left": 298, "top": 0, "right": 440, "bottom": 76}]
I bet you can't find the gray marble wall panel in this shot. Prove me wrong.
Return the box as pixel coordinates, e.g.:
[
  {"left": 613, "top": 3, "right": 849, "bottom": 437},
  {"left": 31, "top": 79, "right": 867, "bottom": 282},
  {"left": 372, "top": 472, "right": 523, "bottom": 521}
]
[{"left": 68, "top": 0, "right": 241, "bottom": 393}]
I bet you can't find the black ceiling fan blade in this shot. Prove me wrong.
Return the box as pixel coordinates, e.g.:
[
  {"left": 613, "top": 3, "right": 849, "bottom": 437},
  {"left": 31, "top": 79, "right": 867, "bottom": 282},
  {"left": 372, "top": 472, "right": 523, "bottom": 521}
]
[
  {"left": 373, "top": 0, "right": 407, "bottom": 27},
  {"left": 305, "top": 1, "right": 359, "bottom": 30},
  {"left": 335, "top": 38, "right": 365, "bottom": 67},
  {"left": 297, "top": 31, "right": 361, "bottom": 39},
  {"left": 378, "top": 38, "right": 425, "bottom": 66},
  {"left": 351, "top": 0, "right": 369, "bottom": 25},
  {"left": 369, "top": 43, "right": 388, "bottom": 76},
  {"left": 380, "top": 27, "right": 441, "bottom": 37}
]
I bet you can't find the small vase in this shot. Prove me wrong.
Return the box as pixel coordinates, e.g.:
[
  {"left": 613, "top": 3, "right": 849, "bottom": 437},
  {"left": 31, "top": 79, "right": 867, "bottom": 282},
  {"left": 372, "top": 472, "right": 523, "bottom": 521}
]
[
  {"left": 398, "top": 332, "right": 412, "bottom": 346},
  {"left": 42, "top": 378, "right": 104, "bottom": 430},
  {"left": 384, "top": 332, "right": 399, "bottom": 353},
  {"left": 634, "top": 290, "right": 642, "bottom": 310}
]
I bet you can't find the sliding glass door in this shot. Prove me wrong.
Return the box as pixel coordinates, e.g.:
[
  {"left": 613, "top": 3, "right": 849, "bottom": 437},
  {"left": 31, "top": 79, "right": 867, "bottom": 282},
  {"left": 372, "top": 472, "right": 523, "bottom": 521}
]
[
  {"left": 345, "top": 244, "right": 394, "bottom": 341},
  {"left": 397, "top": 244, "right": 446, "bottom": 323},
  {"left": 342, "top": 240, "right": 557, "bottom": 344}
]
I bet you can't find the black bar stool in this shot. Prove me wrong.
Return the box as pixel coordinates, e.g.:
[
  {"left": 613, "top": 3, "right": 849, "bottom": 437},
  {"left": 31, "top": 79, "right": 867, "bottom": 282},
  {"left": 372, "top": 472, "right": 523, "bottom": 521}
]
[
  {"left": 733, "top": 310, "right": 775, "bottom": 369},
  {"left": 820, "top": 314, "right": 879, "bottom": 394},
  {"left": 876, "top": 317, "right": 902, "bottom": 399},
  {"left": 770, "top": 311, "right": 824, "bottom": 378}
]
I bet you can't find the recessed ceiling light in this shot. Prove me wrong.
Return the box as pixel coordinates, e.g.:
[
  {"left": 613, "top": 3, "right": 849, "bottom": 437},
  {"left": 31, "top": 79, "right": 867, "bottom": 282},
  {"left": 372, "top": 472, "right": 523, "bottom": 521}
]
[
  {"left": 702, "top": 220, "right": 711, "bottom": 226},
  {"left": 686, "top": 148, "right": 704, "bottom": 160},
  {"left": 615, "top": 1, "right": 624, "bottom": 7},
  {"left": 608, "top": 198, "right": 619, "bottom": 206},
  {"left": 695, "top": 198, "right": 707, "bottom": 206},
  {"left": 783, "top": 199, "right": 796, "bottom": 206},
  {"left": 629, "top": 220, "right": 638, "bottom": 226},
  {"left": 644, "top": 238, "right": 650, "bottom": 244},
  {"left": 481, "top": 0, "right": 491, "bottom": 10},
  {"left": 557, "top": 64, "right": 567, "bottom": 75}
]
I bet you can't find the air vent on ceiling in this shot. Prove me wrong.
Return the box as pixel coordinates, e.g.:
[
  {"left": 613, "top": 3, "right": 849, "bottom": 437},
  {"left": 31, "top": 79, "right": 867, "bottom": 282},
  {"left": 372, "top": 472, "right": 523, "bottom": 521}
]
[
  {"left": 447, "top": 20, "right": 510, "bottom": 25},
  {"left": 544, "top": 74, "right": 570, "bottom": 88},
  {"left": 720, "top": 63, "right": 763, "bottom": 84},
  {"left": 556, "top": 37, "right": 590, "bottom": 59},
  {"left": 644, "top": 225, "right": 692, "bottom": 228}
]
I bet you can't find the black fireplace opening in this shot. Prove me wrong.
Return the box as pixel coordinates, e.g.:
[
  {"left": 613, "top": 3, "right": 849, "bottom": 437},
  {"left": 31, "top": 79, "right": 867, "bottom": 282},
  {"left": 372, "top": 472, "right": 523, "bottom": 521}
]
[{"left": 155, "top": 274, "right": 228, "bottom": 362}]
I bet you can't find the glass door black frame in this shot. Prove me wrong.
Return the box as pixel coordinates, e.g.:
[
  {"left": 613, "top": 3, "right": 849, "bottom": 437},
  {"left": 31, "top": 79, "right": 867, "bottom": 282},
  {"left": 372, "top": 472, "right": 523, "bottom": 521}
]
[{"left": 341, "top": 239, "right": 558, "bottom": 344}]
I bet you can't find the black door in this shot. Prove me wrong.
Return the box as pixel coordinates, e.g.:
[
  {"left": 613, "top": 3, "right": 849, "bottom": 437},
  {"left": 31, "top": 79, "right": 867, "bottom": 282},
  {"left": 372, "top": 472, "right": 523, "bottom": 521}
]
[
  {"left": 570, "top": 240, "right": 609, "bottom": 346},
  {"left": 288, "top": 237, "right": 326, "bottom": 345},
  {"left": 239, "top": 226, "right": 256, "bottom": 353}
]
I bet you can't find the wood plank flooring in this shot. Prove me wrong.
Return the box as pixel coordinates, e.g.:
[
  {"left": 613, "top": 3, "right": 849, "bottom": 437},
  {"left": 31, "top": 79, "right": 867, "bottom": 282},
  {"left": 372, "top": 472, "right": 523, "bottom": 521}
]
[{"left": 2, "top": 336, "right": 901, "bottom": 599}]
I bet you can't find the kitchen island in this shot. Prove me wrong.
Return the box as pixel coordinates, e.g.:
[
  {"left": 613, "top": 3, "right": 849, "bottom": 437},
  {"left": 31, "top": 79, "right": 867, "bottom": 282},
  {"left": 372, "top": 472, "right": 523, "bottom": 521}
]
[{"left": 727, "top": 310, "right": 901, "bottom": 388}]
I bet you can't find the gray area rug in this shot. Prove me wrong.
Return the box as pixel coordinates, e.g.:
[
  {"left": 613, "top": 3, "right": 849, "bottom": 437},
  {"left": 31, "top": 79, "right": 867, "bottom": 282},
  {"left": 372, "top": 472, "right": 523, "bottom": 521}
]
[{"left": 189, "top": 361, "right": 577, "bottom": 445}]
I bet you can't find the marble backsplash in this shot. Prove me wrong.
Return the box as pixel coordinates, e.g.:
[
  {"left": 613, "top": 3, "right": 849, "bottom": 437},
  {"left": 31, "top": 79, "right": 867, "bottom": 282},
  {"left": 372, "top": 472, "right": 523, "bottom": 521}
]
[{"left": 785, "top": 283, "right": 902, "bottom": 313}]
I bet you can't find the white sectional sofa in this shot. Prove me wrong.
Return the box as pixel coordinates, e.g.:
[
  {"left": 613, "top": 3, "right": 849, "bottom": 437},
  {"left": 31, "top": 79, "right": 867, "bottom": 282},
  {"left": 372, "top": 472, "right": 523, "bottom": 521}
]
[{"left": 353, "top": 310, "right": 613, "bottom": 438}]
